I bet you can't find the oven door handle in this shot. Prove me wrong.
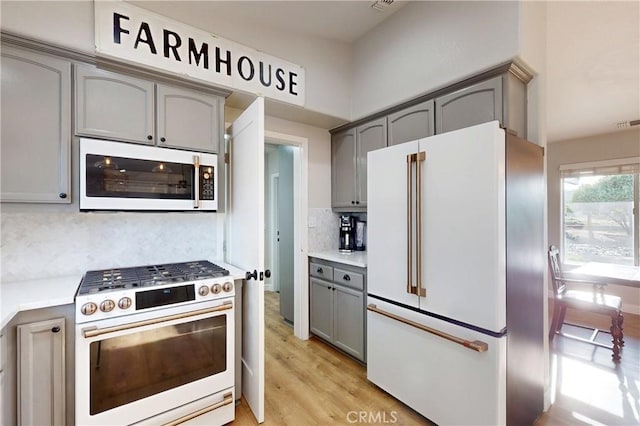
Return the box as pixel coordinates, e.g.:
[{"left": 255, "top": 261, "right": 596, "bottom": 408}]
[
  {"left": 162, "top": 392, "right": 233, "bottom": 426},
  {"left": 82, "top": 301, "right": 233, "bottom": 338}
]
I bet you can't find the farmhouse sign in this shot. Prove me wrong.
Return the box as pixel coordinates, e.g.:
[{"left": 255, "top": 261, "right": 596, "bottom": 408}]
[{"left": 95, "top": 1, "right": 305, "bottom": 106}]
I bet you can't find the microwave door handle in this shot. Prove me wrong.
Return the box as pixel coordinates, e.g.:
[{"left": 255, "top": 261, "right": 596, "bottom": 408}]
[{"left": 193, "top": 155, "right": 201, "bottom": 209}]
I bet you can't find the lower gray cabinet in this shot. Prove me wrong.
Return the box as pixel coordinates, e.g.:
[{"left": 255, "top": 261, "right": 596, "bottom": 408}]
[
  {"left": 309, "top": 258, "right": 366, "bottom": 362},
  {"left": 17, "top": 318, "right": 65, "bottom": 426}
]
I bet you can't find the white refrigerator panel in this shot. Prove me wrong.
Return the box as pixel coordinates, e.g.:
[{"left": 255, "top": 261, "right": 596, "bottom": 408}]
[
  {"left": 368, "top": 141, "right": 421, "bottom": 308},
  {"left": 367, "top": 297, "right": 506, "bottom": 426},
  {"left": 418, "top": 121, "right": 506, "bottom": 332}
]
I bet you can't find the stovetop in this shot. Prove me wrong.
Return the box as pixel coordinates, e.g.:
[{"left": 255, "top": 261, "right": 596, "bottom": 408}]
[{"left": 78, "top": 260, "right": 229, "bottom": 295}]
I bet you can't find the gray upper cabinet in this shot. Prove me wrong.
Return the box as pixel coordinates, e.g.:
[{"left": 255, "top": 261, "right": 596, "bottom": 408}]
[
  {"left": 387, "top": 99, "right": 435, "bottom": 146},
  {"left": 435, "top": 73, "right": 526, "bottom": 137},
  {"left": 75, "top": 66, "right": 224, "bottom": 153},
  {"left": 331, "top": 117, "right": 386, "bottom": 211},
  {"left": 1, "top": 47, "right": 71, "bottom": 203},
  {"left": 331, "top": 128, "right": 357, "bottom": 209},
  {"left": 355, "top": 117, "right": 387, "bottom": 208},
  {"left": 75, "top": 64, "right": 155, "bottom": 144},
  {"left": 156, "top": 85, "right": 224, "bottom": 153}
]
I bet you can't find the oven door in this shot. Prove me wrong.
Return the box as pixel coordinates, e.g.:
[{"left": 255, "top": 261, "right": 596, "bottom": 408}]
[
  {"left": 80, "top": 138, "right": 218, "bottom": 211},
  {"left": 75, "top": 298, "right": 234, "bottom": 425}
]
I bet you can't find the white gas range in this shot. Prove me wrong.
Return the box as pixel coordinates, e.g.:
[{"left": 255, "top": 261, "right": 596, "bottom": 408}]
[{"left": 75, "top": 260, "right": 236, "bottom": 426}]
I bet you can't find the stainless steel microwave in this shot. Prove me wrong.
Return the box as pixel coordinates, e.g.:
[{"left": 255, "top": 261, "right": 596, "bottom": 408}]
[{"left": 80, "top": 138, "right": 218, "bottom": 211}]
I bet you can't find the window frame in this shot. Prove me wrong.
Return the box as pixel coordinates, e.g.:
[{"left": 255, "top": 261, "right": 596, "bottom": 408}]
[{"left": 559, "top": 157, "right": 640, "bottom": 267}]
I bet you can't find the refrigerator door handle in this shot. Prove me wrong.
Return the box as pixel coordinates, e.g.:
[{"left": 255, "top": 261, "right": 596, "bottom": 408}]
[
  {"left": 416, "top": 151, "right": 426, "bottom": 297},
  {"left": 407, "top": 154, "right": 416, "bottom": 295},
  {"left": 367, "top": 304, "right": 489, "bottom": 353}
]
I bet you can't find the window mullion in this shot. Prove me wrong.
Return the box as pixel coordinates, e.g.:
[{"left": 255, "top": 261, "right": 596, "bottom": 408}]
[{"left": 635, "top": 173, "right": 639, "bottom": 266}]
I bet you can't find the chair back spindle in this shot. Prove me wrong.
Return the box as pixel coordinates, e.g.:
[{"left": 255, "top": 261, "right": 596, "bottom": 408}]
[{"left": 548, "top": 245, "right": 566, "bottom": 296}]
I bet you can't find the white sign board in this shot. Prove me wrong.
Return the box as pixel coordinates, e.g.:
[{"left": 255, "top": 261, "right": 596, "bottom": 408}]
[{"left": 95, "top": 1, "right": 305, "bottom": 106}]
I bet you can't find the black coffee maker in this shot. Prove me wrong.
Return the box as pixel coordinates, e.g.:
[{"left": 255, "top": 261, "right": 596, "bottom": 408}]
[{"left": 339, "top": 215, "right": 356, "bottom": 252}]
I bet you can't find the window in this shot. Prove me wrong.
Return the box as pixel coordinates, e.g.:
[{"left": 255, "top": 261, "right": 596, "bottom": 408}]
[{"left": 561, "top": 158, "right": 640, "bottom": 266}]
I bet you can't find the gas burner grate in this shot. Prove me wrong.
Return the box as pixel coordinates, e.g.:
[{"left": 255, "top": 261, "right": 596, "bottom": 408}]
[{"left": 78, "top": 260, "right": 229, "bottom": 295}]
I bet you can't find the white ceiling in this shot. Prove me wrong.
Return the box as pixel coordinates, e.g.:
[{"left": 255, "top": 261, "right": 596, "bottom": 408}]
[{"left": 136, "top": 1, "right": 639, "bottom": 142}]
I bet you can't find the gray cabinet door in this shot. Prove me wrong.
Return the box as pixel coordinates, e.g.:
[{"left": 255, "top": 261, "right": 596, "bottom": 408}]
[
  {"left": 17, "top": 318, "right": 65, "bottom": 426},
  {"left": 356, "top": 117, "right": 387, "bottom": 207},
  {"left": 156, "top": 85, "right": 223, "bottom": 153},
  {"left": 333, "top": 284, "right": 364, "bottom": 360},
  {"left": 75, "top": 64, "right": 155, "bottom": 144},
  {"left": 435, "top": 75, "right": 503, "bottom": 134},
  {"left": 310, "top": 278, "right": 334, "bottom": 342},
  {"left": 331, "top": 128, "right": 357, "bottom": 209},
  {"left": 387, "top": 99, "right": 435, "bottom": 146},
  {"left": 1, "top": 47, "right": 71, "bottom": 203}
]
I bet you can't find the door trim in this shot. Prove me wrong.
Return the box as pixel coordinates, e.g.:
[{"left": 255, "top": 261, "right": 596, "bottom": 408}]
[{"left": 265, "top": 130, "right": 309, "bottom": 340}]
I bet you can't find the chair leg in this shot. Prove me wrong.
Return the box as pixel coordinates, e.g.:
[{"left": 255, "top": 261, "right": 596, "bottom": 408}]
[
  {"left": 619, "top": 313, "right": 624, "bottom": 346},
  {"left": 557, "top": 306, "right": 567, "bottom": 334},
  {"left": 610, "top": 315, "right": 622, "bottom": 362},
  {"left": 549, "top": 303, "right": 562, "bottom": 340}
]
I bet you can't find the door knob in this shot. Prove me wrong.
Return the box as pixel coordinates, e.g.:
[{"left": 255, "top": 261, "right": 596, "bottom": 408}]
[
  {"left": 264, "top": 270, "right": 271, "bottom": 278},
  {"left": 245, "top": 270, "right": 257, "bottom": 281}
]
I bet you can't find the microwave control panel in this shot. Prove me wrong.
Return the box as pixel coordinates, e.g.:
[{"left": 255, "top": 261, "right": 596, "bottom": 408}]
[{"left": 200, "top": 165, "right": 215, "bottom": 200}]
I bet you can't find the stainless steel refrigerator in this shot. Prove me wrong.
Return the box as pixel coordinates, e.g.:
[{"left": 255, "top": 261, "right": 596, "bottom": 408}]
[{"left": 366, "top": 121, "right": 544, "bottom": 425}]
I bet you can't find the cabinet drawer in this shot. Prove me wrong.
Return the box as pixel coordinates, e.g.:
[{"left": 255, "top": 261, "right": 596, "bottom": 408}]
[
  {"left": 310, "top": 263, "right": 333, "bottom": 281},
  {"left": 333, "top": 268, "right": 364, "bottom": 291}
]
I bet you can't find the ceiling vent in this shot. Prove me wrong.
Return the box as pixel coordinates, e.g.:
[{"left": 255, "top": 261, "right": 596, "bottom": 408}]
[
  {"left": 616, "top": 119, "right": 640, "bottom": 129},
  {"left": 371, "top": 0, "right": 394, "bottom": 12}
]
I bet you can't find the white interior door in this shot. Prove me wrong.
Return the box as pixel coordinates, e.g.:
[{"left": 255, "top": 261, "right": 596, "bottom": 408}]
[{"left": 226, "top": 97, "right": 265, "bottom": 423}]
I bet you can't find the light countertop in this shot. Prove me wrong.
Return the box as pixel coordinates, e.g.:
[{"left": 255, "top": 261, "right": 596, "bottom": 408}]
[
  {"left": 1, "top": 274, "right": 81, "bottom": 329},
  {"left": 308, "top": 250, "right": 367, "bottom": 268},
  {"left": 0, "top": 260, "right": 247, "bottom": 330}
]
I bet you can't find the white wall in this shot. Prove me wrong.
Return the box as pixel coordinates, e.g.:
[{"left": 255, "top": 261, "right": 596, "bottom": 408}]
[
  {"left": 0, "top": 0, "right": 352, "bottom": 120},
  {"left": 350, "top": 1, "right": 520, "bottom": 119},
  {"left": 547, "top": 128, "right": 640, "bottom": 314}
]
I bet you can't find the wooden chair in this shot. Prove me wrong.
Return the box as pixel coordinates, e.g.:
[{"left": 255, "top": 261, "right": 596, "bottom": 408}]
[{"left": 548, "top": 245, "right": 624, "bottom": 362}]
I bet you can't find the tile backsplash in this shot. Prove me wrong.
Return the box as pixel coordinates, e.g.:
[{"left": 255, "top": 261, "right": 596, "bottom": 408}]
[
  {"left": 308, "top": 208, "right": 339, "bottom": 252},
  {"left": 1, "top": 210, "right": 219, "bottom": 282}
]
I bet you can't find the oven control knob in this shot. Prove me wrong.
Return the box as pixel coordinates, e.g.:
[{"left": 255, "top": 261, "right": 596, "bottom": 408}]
[
  {"left": 118, "top": 297, "right": 132, "bottom": 310},
  {"left": 211, "top": 283, "right": 222, "bottom": 294},
  {"left": 223, "top": 282, "right": 233, "bottom": 292},
  {"left": 198, "top": 285, "right": 210, "bottom": 296},
  {"left": 81, "top": 302, "right": 98, "bottom": 316},
  {"left": 100, "top": 299, "right": 115, "bottom": 312}
]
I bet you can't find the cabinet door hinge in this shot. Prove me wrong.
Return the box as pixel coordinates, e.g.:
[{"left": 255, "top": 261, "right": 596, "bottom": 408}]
[{"left": 224, "top": 153, "right": 230, "bottom": 164}]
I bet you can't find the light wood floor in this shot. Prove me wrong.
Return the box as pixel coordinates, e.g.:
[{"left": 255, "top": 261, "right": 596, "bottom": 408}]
[
  {"left": 233, "top": 292, "right": 640, "bottom": 425},
  {"left": 232, "top": 291, "right": 430, "bottom": 425}
]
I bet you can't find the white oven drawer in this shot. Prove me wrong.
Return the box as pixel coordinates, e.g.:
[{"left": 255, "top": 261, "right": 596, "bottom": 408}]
[{"left": 131, "top": 387, "right": 235, "bottom": 426}]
